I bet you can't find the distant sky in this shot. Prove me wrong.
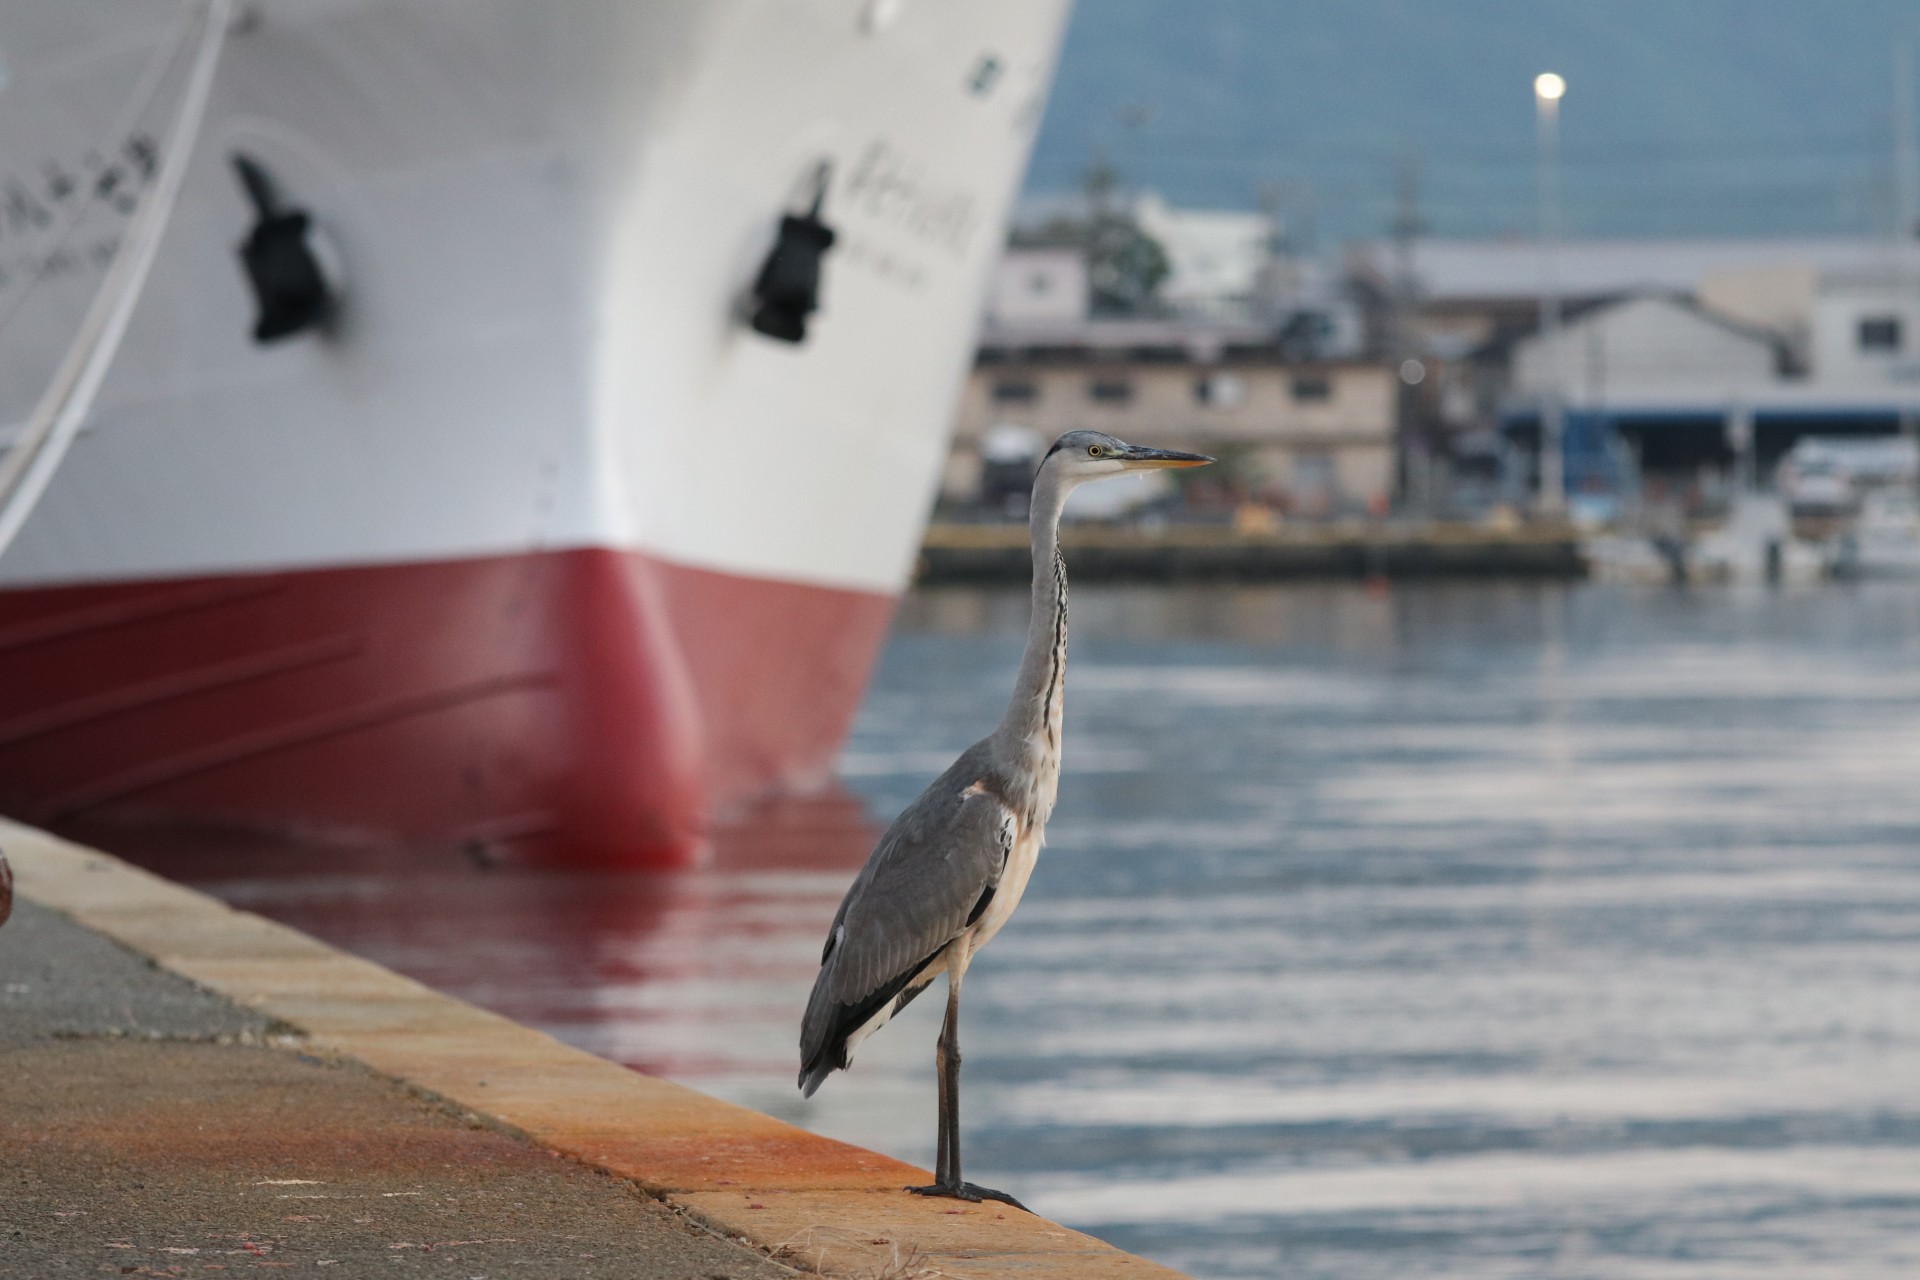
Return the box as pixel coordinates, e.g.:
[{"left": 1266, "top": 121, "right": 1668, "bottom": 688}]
[{"left": 1025, "top": 0, "right": 1920, "bottom": 245}]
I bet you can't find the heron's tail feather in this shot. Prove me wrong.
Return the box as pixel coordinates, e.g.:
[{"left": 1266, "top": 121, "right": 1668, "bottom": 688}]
[
  {"left": 797, "top": 950, "right": 944, "bottom": 1096},
  {"left": 799, "top": 1060, "right": 833, "bottom": 1098},
  {"left": 798, "top": 959, "right": 848, "bottom": 1097}
]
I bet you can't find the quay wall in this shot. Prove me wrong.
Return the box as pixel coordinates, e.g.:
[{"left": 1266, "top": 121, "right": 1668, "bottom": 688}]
[
  {"left": 920, "top": 520, "right": 1587, "bottom": 584},
  {"left": 2, "top": 818, "right": 1188, "bottom": 1279}
]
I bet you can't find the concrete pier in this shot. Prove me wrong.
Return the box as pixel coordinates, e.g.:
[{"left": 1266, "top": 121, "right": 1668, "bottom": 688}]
[{"left": 0, "top": 819, "right": 1187, "bottom": 1279}]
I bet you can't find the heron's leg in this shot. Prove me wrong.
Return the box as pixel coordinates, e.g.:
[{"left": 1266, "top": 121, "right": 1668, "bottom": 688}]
[
  {"left": 932, "top": 998, "right": 952, "bottom": 1182},
  {"left": 938, "top": 964, "right": 963, "bottom": 1187},
  {"left": 911, "top": 946, "right": 965, "bottom": 1196},
  {"left": 908, "top": 944, "right": 1028, "bottom": 1211}
]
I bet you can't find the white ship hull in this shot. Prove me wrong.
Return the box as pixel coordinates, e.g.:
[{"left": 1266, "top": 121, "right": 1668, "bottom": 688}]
[{"left": 0, "top": 0, "right": 1069, "bottom": 866}]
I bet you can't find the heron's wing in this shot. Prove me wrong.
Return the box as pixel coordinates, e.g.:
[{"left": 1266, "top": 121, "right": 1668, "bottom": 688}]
[{"left": 821, "top": 763, "right": 1015, "bottom": 1008}]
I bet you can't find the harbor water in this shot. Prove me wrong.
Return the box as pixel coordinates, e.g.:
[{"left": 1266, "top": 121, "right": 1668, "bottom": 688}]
[{"left": 180, "top": 581, "right": 1920, "bottom": 1279}]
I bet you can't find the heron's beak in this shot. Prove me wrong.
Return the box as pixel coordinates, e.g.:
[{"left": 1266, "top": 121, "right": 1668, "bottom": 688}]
[{"left": 1120, "top": 445, "right": 1213, "bottom": 469}]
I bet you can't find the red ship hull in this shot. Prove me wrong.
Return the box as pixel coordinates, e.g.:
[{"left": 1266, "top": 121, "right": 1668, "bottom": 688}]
[{"left": 0, "top": 549, "right": 894, "bottom": 869}]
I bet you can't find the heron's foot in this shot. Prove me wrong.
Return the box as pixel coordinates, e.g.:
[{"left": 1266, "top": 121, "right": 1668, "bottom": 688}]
[{"left": 907, "top": 1181, "right": 1029, "bottom": 1212}]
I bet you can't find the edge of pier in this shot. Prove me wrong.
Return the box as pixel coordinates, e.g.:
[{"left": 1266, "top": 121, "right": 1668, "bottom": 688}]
[{"left": 3, "top": 816, "right": 1188, "bottom": 1279}]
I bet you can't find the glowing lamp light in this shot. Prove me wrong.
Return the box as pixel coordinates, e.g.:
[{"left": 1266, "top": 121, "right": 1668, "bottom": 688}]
[{"left": 1534, "top": 72, "right": 1566, "bottom": 102}]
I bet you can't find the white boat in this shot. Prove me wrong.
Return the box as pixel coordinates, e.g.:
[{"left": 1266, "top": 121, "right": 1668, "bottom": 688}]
[
  {"left": 1687, "top": 492, "right": 1825, "bottom": 584},
  {"left": 1832, "top": 488, "right": 1920, "bottom": 577},
  {"left": 0, "top": 0, "right": 1070, "bottom": 867}
]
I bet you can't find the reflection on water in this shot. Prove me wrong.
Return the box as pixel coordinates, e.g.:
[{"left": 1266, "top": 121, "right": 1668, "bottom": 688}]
[{"left": 178, "top": 582, "right": 1920, "bottom": 1280}]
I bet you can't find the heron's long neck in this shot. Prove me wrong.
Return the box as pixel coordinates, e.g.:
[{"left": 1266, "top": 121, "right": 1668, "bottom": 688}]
[{"left": 995, "top": 467, "right": 1071, "bottom": 770}]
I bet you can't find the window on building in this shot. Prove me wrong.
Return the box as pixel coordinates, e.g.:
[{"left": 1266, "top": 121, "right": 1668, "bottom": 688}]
[
  {"left": 992, "top": 379, "right": 1039, "bottom": 404},
  {"left": 1193, "top": 373, "right": 1247, "bottom": 408},
  {"left": 1291, "top": 453, "right": 1337, "bottom": 517},
  {"left": 1290, "top": 373, "right": 1332, "bottom": 402},
  {"left": 1859, "top": 316, "right": 1903, "bottom": 351},
  {"left": 1088, "top": 378, "right": 1134, "bottom": 405},
  {"left": 1293, "top": 453, "right": 1336, "bottom": 493}
]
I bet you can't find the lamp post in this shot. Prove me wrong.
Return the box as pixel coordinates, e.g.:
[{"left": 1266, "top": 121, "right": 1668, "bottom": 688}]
[{"left": 1534, "top": 71, "right": 1567, "bottom": 518}]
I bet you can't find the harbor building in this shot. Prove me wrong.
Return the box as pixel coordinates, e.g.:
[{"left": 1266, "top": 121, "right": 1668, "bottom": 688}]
[
  {"left": 947, "top": 327, "right": 1396, "bottom": 516},
  {"left": 1130, "top": 191, "right": 1281, "bottom": 320},
  {"left": 947, "top": 211, "right": 1388, "bottom": 517},
  {"left": 1496, "top": 253, "right": 1920, "bottom": 496},
  {"left": 1346, "top": 236, "right": 1914, "bottom": 362},
  {"left": 1349, "top": 236, "right": 1920, "bottom": 508}
]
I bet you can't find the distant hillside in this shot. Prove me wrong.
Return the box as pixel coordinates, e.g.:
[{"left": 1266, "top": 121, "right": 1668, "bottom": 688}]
[{"left": 1026, "top": 0, "right": 1918, "bottom": 244}]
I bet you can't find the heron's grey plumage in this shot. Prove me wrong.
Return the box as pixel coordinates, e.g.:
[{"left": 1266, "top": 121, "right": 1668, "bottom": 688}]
[
  {"left": 799, "top": 746, "right": 1015, "bottom": 1095},
  {"left": 797, "top": 430, "right": 1211, "bottom": 1200},
  {"left": 820, "top": 752, "right": 1013, "bottom": 1005}
]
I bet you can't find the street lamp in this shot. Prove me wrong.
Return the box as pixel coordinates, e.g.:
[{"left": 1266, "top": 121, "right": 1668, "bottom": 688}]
[{"left": 1534, "top": 72, "right": 1566, "bottom": 517}]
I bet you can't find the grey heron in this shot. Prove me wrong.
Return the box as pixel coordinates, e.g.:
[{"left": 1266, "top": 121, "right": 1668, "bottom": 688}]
[{"left": 799, "top": 430, "right": 1212, "bottom": 1206}]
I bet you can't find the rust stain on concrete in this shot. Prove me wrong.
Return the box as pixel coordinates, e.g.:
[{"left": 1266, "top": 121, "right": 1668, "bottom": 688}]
[{"left": 680, "top": 1188, "right": 1190, "bottom": 1278}]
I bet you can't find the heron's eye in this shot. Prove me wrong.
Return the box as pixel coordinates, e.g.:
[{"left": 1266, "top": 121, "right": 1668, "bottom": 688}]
[{"left": 1088, "top": 445, "right": 1101, "bottom": 457}]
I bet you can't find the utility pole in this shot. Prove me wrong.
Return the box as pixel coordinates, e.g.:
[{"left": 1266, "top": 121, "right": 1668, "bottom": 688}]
[
  {"left": 1391, "top": 154, "right": 1424, "bottom": 295},
  {"left": 1391, "top": 153, "right": 1429, "bottom": 513},
  {"left": 1895, "top": 44, "right": 1918, "bottom": 242},
  {"left": 1895, "top": 43, "right": 1920, "bottom": 447},
  {"left": 1084, "top": 145, "right": 1117, "bottom": 218},
  {"left": 1534, "top": 72, "right": 1567, "bottom": 519}
]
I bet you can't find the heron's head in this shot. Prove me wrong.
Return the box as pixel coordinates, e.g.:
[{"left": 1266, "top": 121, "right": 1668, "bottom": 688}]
[{"left": 1038, "top": 430, "right": 1213, "bottom": 484}]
